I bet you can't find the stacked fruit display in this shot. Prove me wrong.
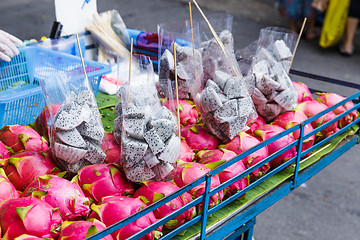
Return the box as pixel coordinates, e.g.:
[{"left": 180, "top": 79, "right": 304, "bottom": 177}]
[{"left": 0, "top": 82, "right": 357, "bottom": 239}]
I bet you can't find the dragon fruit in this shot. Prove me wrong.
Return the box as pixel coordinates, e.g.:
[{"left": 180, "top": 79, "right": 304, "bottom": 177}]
[
  {"left": 173, "top": 161, "right": 224, "bottom": 211},
  {"left": 316, "top": 92, "right": 359, "bottom": 128},
  {"left": 296, "top": 100, "right": 339, "bottom": 139},
  {"left": 254, "top": 124, "right": 297, "bottom": 169},
  {"left": 22, "top": 174, "right": 91, "bottom": 221},
  {"left": 35, "top": 104, "right": 61, "bottom": 140},
  {"left": 246, "top": 115, "right": 266, "bottom": 135},
  {"left": 0, "top": 168, "right": 19, "bottom": 202},
  {"left": 89, "top": 195, "right": 162, "bottom": 240},
  {"left": 163, "top": 99, "right": 199, "bottom": 126},
  {"left": 58, "top": 218, "right": 113, "bottom": 240},
  {"left": 76, "top": 164, "right": 134, "bottom": 203},
  {"left": 133, "top": 180, "right": 196, "bottom": 230},
  {"left": 13, "top": 234, "right": 45, "bottom": 240},
  {"left": 181, "top": 125, "right": 219, "bottom": 151},
  {"left": 220, "top": 132, "right": 270, "bottom": 181},
  {"left": 0, "top": 197, "right": 62, "bottom": 239},
  {"left": 0, "top": 141, "right": 11, "bottom": 159},
  {"left": 196, "top": 149, "right": 249, "bottom": 197},
  {"left": 101, "top": 132, "right": 121, "bottom": 164},
  {"left": 272, "top": 111, "right": 315, "bottom": 157},
  {"left": 0, "top": 125, "right": 48, "bottom": 153},
  {"left": 293, "top": 81, "right": 313, "bottom": 103},
  {"left": 178, "top": 139, "right": 195, "bottom": 162},
  {"left": 4, "top": 150, "right": 60, "bottom": 191}
]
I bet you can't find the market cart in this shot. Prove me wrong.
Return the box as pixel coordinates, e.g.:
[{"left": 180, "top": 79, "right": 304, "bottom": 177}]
[{"left": 88, "top": 69, "right": 360, "bottom": 240}]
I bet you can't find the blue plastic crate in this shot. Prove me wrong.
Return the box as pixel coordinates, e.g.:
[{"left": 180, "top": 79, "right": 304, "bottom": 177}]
[{"left": 0, "top": 46, "right": 111, "bottom": 128}]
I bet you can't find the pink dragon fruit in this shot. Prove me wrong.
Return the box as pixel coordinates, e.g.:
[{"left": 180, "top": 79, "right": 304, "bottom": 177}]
[
  {"left": 0, "top": 141, "right": 11, "bottom": 159},
  {"left": 89, "top": 195, "right": 162, "bottom": 240},
  {"left": 173, "top": 161, "right": 224, "bottom": 211},
  {"left": 101, "top": 132, "right": 121, "bottom": 164},
  {"left": 76, "top": 163, "right": 134, "bottom": 203},
  {"left": 13, "top": 234, "right": 45, "bottom": 240},
  {"left": 178, "top": 139, "right": 195, "bottom": 162},
  {"left": 35, "top": 104, "right": 61, "bottom": 140},
  {"left": 293, "top": 81, "right": 313, "bottom": 103},
  {"left": 0, "top": 168, "right": 19, "bottom": 202},
  {"left": 163, "top": 99, "right": 200, "bottom": 126},
  {"left": 181, "top": 125, "right": 219, "bottom": 151},
  {"left": 4, "top": 150, "right": 60, "bottom": 191},
  {"left": 22, "top": 174, "right": 91, "bottom": 221},
  {"left": 246, "top": 115, "right": 266, "bottom": 135},
  {"left": 133, "top": 180, "right": 196, "bottom": 230},
  {"left": 0, "top": 196, "right": 62, "bottom": 239},
  {"left": 220, "top": 132, "right": 270, "bottom": 181},
  {"left": 272, "top": 111, "right": 315, "bottom": 157},
  {"left": 58, "top": 218, "right": 113, "bottom": 240},
  {"left": 196, "top": 149, "right": 249, "bottom": 197},
  {"left": 296, "top": 100, "right": 339, "bottom": 139},
  {"left": 316, "top": 92, "right": 359, "bottom": 128},
  {"left": 254, "top": 124, "right": 297, "bottom": 169},
  {"left": 0, "top": 125, "right": 48, "bottom": 154}
]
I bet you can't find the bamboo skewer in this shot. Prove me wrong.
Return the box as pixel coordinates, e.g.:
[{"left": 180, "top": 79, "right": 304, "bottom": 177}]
[
  {"left": 173, "top": 43, "right": 181, "bottom": 139},
  {"left": 192, "top": 0, "right": 242, "bottom": 79},
  {"left": 76, "top": 34, "right": 88, "bottom": 82},
  {"left": 188, "top": 2, "right": 197, "bottom": 82},
  {"left": 126, "top": 38, "right": 134, "bottom": 110},
  {"left": 289, "top": 18, "right": 307, "bottom": 72}
]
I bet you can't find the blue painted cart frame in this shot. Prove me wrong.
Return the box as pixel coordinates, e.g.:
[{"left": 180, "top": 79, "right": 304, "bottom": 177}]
[{"left": 87, "top": 70, "right": 360, "bottom": 240}]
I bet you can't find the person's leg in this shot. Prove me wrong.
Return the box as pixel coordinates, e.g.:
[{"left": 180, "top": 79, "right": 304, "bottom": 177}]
[
  {"left": 305, "top": 10, "right": 318, "bottom": 39},
  {"left": 343, "top": 17, "right": 359, "bottom": 49}
]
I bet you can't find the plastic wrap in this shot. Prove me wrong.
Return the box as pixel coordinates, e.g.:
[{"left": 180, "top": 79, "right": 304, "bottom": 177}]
[
  {"left": 40, "top": 71, "right": 105, "bottom": 176},
  {"left": 247, "top": 27, "right": 299, "bottom": 122},
  {"left": 115, "top": 55, "right": 180, "bottom": 182},
  {"left": 193, "top": 15, "right": 257, "bottom": 142}
]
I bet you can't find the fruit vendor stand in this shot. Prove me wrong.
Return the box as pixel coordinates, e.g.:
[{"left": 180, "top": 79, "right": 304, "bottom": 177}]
[
  {"left": 91, "top": 69, "right": 360, "bottom": 240},
  {"left": 0, "top": 2, "right": 359, "bottom": 239}
]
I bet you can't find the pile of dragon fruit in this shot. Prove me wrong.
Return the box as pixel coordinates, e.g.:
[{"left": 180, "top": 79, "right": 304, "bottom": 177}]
[{"left": 0, "top": 82, "right": 357, "bottom": 239}]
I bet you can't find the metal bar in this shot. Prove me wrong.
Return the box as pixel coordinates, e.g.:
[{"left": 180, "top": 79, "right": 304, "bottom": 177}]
[
  {"left": 202, "top": 135, "right": 358, "bottom": 240},
  {"left": 224, "top": 218, "right": 256, "bottom": 240},
  {"left": 292, "top": 123, "right": 305, "bottom": 189},
  {"left": 200, "top": 173, "right": 212, "bottom": 240},
  {"left": 290, "top": 69, "right": 360, "bottom": 90}
]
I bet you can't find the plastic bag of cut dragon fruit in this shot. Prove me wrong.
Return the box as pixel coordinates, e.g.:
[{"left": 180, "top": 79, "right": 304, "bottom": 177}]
[
  {"left": 246, "top": 27, "right": 299, "bottom": 122},
  {"left": 116, "top": 54, "right": 181, "bottom": 182},
  {"left": 191, "top": 13, "right": 257, "bottom": 143},
  {"left": 157, "top": 19, "right": 203, "bottom": 100},
  {"left": 39, "top": 70, "right": 106, "bottom": 177}
]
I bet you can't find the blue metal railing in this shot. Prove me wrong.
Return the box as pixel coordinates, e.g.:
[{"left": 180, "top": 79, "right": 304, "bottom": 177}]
[{"left": 87, "top": 71, "right": 360, "bottom": 240}]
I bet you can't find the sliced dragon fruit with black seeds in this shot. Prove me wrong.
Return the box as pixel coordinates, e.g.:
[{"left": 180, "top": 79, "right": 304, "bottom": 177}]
[
  {"left": 157, "top": 134, "right": 180, "bottom": 164},
  {"left": 54, "top": 111, "right": 83, "bottom": 130},
  {"left": 150, "top": 118, "right": 177, "bottom": 142},
  {"left": 123, "top": 117, "right": 146, "bottom": 140},
  {"left": 125, "top": 160, "right": 155, "bottom": 182},
  {"left": 214, "top": 70, "right": 232, "bottom": 90},
  {"left": 77, "top": 122, "right": 104, "bottom": 145},
  {"left": 152, "top": 162, "right": 174, "bottom": 180},
  {"left": 200, "top": 87, "right": 223, "bottom": 113},
  {"left": 55, "top": 128, "right": 86, "bottom": 148},
  {"left": 224, "top": 77, "right": 248, "bottom": 99},
  {"left": 83, "top": 139, "right": 106, "bottom": 164},
  {"left": 143, "top": 128, "right": 166, "bottom": 155},
  {"left": 54, "top": 142, "right": 87, "bottom": 164},
  {"left": 214, "top": 99, "right": 239, "bottom": 123},
  {"left": 143, "top": 149, "right": 160, "bottom": 168},
  {"left": 123, "top": 137, "right": 148, "bottom": 167}
]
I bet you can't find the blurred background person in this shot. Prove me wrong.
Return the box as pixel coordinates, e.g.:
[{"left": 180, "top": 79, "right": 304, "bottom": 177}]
[
  {"left": 277, "top": 0, "right": 318, "bottom": 40},
  {"left": 339, "top": 0, "right": 360, "bottom": 56}
]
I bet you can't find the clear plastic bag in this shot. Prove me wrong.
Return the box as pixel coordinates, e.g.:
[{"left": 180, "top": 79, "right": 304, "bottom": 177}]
[
  {"left": 40, "top": 71, "right": 106, "bottom": 176},
  {"left": 115, "top": 55, "right": 180, "bottom": 182},
  {"left": 157, "top": 20, "right": 202, "bottom": 100},
  {"left": 193, "top": 14, "right": 257, "bottom": 141},
  {"left": 247, "top": 27, "right": 299, "bottom": 122}
]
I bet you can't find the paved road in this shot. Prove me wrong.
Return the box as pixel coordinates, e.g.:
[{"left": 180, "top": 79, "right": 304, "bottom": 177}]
[{"left": 0, "top": 1, "right": 359, "bottom": 239}]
